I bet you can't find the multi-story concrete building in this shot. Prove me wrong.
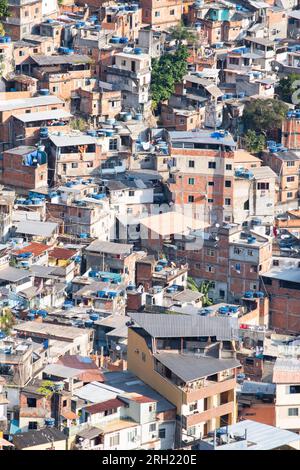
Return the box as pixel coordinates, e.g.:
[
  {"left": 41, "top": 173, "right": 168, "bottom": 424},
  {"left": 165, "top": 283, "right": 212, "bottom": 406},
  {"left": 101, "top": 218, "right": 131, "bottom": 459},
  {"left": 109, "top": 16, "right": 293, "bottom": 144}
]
[
  {"left": 140, "top": 0, "right": 183, "bottom": 29},
  {"left": 3, "top": 0, "right": 43, "bottom": 40},
  {"left": 282, "top": 112, "right": 300, "bottom": 151},
  {"left": 174, "top": 223, "right": 273, "bottom": 304},
  {"left": 261, "top": 149, "right": 300, "bottom": 209},
  {"left": 127, "top": 313, "right": 240, "bottom": 446},
  {"left": 167, "top": 130, "right": 237, "bottom": 224},
  {"left": 106, "top": 49, "right": 151, "bottom": 115},
  {"left": 273, "top": 358, "right": 300, "bottom": 432}
]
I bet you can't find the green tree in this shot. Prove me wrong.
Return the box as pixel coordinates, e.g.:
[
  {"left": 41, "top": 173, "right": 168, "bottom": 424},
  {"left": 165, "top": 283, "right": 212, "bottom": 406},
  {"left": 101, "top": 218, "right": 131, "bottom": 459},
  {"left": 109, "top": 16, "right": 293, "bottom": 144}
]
[
  {"left": 244, "top": 130, "right": 266, "bottom": 154},
  {"left": 36, "top": 380, "right": 55, "bottom": 398},
  {"left": 0, "top": 0, "right": 9, "bottom": 19},
  {"left": 151, "top": 45, "right": 189, "bottom": 109},
  {"left": 187, "top": 277, "right": 213, "bottom": 307},
  {"left": 168, "top": 22, "right": 197, "bottom": 47},
  {"left": 277, "top": 73, "right": 300, "bottom": 104},
  {"left": 0, "top": 309, "right": 15, "bottom": 335},
  {"left": 242, "top": 98, "right": 289, "bottom": 136},
  {"left": 70, "top": 117, "right": 88, "bottom": 132}
]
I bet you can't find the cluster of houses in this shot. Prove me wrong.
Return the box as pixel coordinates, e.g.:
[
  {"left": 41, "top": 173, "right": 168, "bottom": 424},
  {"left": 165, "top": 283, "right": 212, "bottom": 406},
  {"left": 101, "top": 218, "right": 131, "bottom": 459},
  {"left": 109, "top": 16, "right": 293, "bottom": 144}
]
[{"left": 0, "top": 0, "right": 300, "bottom": 452}]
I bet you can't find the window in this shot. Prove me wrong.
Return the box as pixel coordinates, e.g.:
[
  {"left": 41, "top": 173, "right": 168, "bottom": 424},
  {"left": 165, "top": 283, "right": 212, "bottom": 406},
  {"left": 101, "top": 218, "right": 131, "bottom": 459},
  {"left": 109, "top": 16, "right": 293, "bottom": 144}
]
[
  {"left": 250, "top": 265, "right": 258, "bottom": 273},
  {"left": 219, "top": 290, "right": 225, "bottom": 298},
  {"left": 188, "top": 195, "right": 194, "bottom": 203},
  {"left": 290, "top": 386, "right": 300, "bottom": 394},
  {"left": 188, "top": 160, "right": 195, "bottom": 168},
  {"left": 208, "top": 181, "right": 214, "bottom": 186},
  {"left": 273, "top": 260, "right": 279, "bottom": 266},
  {"left": 128, "top": 429, "right": 137, "bottom": 442},
  {"left": 206, "top": 265, "right": 214, "bottom": 273},
  {"left": 109, "top": 433, "right": 120, "bottom": 447},
  {"left": 19, "top": 51, "right": 25, "bottom": 56},
  {"left": 288, "top": 408, "right": 299, "bottom": 416},
  {"left": 195, "top": 263, "right": 201, "bottom": 269},
  {"left": 149, "top": 423, "right": 156, "bottom": 432},
  {"left": 129, "top": 190, "right": 135, "bottom": 197},
  {"left": 24, "top": 10, "right": 29, "bottom": 16},
  {"left": 247, "top": 250, "right": 253, "bottom": 256},
  {"left": 226, "top": 164, "right": 232, "bottom": 170},
  {"left": 188, "top": 178, "right": 195, "bottom": 185},
  {"left": 121, "top": 60, "right": 126, "bottom": 66},
  {"left": 109, "top": 139, "right": 118, "bottom": 151},
  {"left": 208, "top": 198, "right": 214, "bottom": 203},
  {"left": 35, "top": 7, "right": 39, "bottom": 13},
  {"left": 189, "top": 402, "right": 197, "bottom": 412},
  {"left": 287, "top": 161, "right": 295, "bottom": 167},
  {"left": 229, "top": 57, "right": 239, "bottom": 65},
  {"left": 225, "top": 180, "right": 231, "bottom": 188},
  {"left": 28, "top": 421, "right": 37, "bottom": 430},
  {"left": 234, "top": 247, "right": 242, "bottom": 255},
  {"left": 207, "top": 249, "right": 215, "bottom": 256},
  {"left": 170, "top": 9, "right": 175, "bottom": 15},
  {"left": 257, "top": 182, "right": 269, "bottom": 190},
  {"left": 27, "top": 398, "right": 37, "bottom": 408},
  {"left": 224, "top": 198, "right": 231, "bottom": 206},
  {"left": 287, "top": 192, "right": 293, "bottom": 198},
  {"left": 287, "top": 176, "right": 295, "bottom": 182},
  {"left": 187, "top": 426, "right": 196, "bottom": 437},
  {"left": 208, "top": 162, "right": 216, "bottom": 169},
  {"left": 71, "top": 163, "right": 78, "bottom": 168},
  {"left": 142, "top": 352, "right": 146, "bottom": 362},
  {"left": 159, "top": 428, "right": 166, "bottom": 439},
  {"left": 62, "top": 399, "right": 67, "bottom": 407},
  {"left": 155, "top": 11, "right": 160, "bottom": 17}
]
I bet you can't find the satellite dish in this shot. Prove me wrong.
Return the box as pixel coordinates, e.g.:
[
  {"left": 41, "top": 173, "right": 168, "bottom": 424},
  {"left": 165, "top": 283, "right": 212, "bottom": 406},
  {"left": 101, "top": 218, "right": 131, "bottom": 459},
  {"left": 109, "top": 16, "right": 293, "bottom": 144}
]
[
  {"left": 116, "top": 345, "right": 121, "bottom": 351},
  {"left": 215, "top": 223, "right": 220, "bottom": 228}
]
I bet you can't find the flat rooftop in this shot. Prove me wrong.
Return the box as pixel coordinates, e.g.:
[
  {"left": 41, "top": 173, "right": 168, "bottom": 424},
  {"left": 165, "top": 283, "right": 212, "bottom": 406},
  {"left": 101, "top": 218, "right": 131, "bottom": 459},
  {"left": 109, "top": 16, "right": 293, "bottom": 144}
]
[{"left": 0, "top": 95, "right": 63, "bottom": 112}]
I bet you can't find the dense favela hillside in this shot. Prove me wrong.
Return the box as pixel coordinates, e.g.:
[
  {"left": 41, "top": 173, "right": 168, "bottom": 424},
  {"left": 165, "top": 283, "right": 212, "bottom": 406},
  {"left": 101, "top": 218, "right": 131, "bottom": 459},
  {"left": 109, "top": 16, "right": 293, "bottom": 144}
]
[{"left": 0, "top": 0, "right": 300, "bottom": 452}]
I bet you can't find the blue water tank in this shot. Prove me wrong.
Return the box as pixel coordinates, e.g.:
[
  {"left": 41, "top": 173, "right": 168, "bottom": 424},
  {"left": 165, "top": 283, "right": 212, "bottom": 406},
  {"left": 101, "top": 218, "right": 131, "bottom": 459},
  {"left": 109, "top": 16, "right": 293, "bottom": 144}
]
[
  {"left": 158, "top": 259, "right": 168, "bottom": 266},
  {"left": 133, "top": 47, "right": 142, "bottom": 55},
  {"left": 85, "top": 320, "right": 94, "bottom": 327},
  {"left": 119, "top": 37, "right": 129, "bottom": 44},
  {"left": 90, "top": 313, "right": 99, "bottom": 321},
  {"left": 27, "top": 312, "right": 35, "bottom": 320},
  {"left": 244, "top": 291, "right": 254, "bottom": 298},
  {"left": 0, "top": 331, "right": 6, "bottom": 339},
  {"left": 39, "top": 89, "right": 50, "bottom": 96},
  {"left": 87, "top": 130, "right": 97, "bottom": 137},
  {"left": 135, "top": 113, "right": 143, "bottom": 121},
  {"left": 110, "top": 37, "right": 121, "bottom": 44},
  {"left": 155, "top": 265, "right": 163, "bottom": 272}
]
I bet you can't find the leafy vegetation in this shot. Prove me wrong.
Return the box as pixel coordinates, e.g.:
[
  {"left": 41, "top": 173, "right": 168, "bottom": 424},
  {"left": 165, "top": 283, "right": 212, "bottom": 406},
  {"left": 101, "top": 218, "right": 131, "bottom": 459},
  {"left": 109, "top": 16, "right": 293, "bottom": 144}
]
[
  {"left": 70, "top": 117, "right": 88, "bottom": 132},
  {"left": 0, "top": 309, "right": 15, "bottom": 335},
  {"left": 187, "top": 277, "right": 213, "bottom": 307},
  {"left": 0, "top": 0, "right": 9, "bottom": 19},
  {"left": 277, "top": 73, "right": 300, "bottom": 104},
  {"left": 168, "top": 22, "right": 197, "bottom": 46},
  {"left": 36, "top": 380, "right": 55, "bottom": 398},
  {"left": 244, "top": 130, "right": 266, "bottom": 154},
  {"left": 242, "top": 99, "right": 289, "bottom": 136},
  {"left": 151, "top": 45, "right": 189, "bottom": 109}
]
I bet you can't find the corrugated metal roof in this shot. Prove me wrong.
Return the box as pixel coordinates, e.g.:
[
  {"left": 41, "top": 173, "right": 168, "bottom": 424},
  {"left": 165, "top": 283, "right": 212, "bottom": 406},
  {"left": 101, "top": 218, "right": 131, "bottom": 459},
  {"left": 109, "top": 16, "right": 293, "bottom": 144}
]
[
  {"left": 31, "top": 54, "right": 93, "bottom": 66},
  {"left": 0, "top": 95, "right": 63, "bottom": 112},
  {"left": 85, "top": 240, "right": 133, "bottom": 255},
  {"left": 13, "top": 109, "right": 72, "bottom": 123},
  {"left": 153, "top": 352, "right": 240, "bottom": 382},
  {"left": 16, "top": 220, "right": 58, "bottom": 237},
  {"left": 84, "top": 398, "right": 123, "bottom": 415},
  {"left": 128, "top": 313, "right": 239, "bottom": 340},
  {"left": 273, "top": 358, "right": 300, "bottom": 383},
  {"left": 49, "top": 134, "right": 97, "bottom": 147},
  {"left": 219, "top": 420, "right": 300, "bottom": 450}
]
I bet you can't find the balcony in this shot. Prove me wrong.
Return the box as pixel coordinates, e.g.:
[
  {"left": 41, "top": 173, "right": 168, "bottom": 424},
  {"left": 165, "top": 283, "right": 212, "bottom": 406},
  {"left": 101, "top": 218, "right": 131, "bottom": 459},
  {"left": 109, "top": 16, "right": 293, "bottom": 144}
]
[
  {"left": 183, "top": 401, "right": 235, "bottom": 428},
  {"left": 184, "top": 377, "right": 236, "bottom": 403}
]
